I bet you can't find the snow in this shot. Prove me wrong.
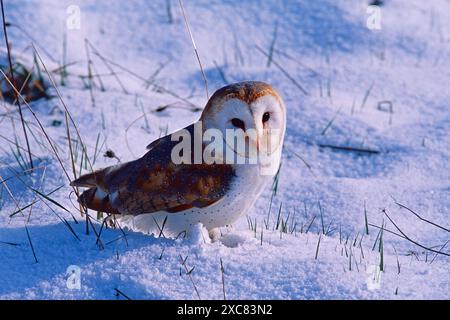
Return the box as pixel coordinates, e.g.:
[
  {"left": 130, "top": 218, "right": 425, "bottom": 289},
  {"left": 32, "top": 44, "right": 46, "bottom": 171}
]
[{"left": 1, "top": 0, "right": 449, "bottom": 299}]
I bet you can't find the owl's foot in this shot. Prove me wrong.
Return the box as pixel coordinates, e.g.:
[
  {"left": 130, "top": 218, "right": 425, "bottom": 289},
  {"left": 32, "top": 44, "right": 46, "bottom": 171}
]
[
  {"left": 104, "top": 214, "right": 117, "bottom": 228},
  {"left": 208, "top": 228, "right": 221, "bottom": 242}
]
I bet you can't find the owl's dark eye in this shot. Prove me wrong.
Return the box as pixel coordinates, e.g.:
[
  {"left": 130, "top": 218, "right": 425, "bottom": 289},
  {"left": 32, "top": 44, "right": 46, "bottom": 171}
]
[
  {"left": 262, "top": 112, "right": 271, "bottom": 123},
  {"left": 231, "top": 118, "right": 246, "bottom": 131}
]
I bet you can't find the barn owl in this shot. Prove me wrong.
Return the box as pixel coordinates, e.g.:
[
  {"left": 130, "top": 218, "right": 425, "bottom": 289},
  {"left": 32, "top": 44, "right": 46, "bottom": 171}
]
[{"left": 71, "top": 81, "right": 286, "bottom": 239}]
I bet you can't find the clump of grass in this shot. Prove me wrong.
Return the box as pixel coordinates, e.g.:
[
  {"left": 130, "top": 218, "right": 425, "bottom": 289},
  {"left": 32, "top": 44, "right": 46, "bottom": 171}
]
[
  {"left": 391, "top": 197, "right": 450, "bottom": 233},
  {"left": 317, "top": 143, "right": 380, "bottom": 154},
  {"left": 1, "top": 0, "right": 37, "bottom": 169},
  {"left": 158, "top": 248, "right": 165, "bottom": 260},
  {"left": 315, "top": 233, "right": 322, "bottom": 260},
  {"left": 60, "top": 32, "right": 68, "bottom": 86},
  {"left": 321, "top": 107, "right": 341, "bottom": 136},
  {"left": 382, "top": 208, "right": 450, "bottom": 257},
  {"left": 0, "top": 173, "right": 38, "bottom": 262},
  {"left": 179, "top": 254, "right": 201, "bottom": 299},
  {"left": 220, "top": 258, "right": 226, "bottom": 300},
  {"left": 364, "top": 200, "right": 369, "bottom": 235},
  {"left": 255, "top": 45, "right": 308, "bottom": 95},
  {"left": 377, "top": 100, "right": 393, "bottom": 125},
  {"left": 25, "top": 225, "right": 38, "bottom": 263},
  {"left": 274, "top": 202, "right": 283, "bottom": 231},
  {"left": 0, "top": 61, "right": 49, "bottom": 104},
  {"left": 84, "top": 39, "right": 96, "bottom": 108},
  {"left": 178, "top": 0, "right": 209, "bottom": 99},
  {"left": 318, "top": 201, "right": 325, "bottom": 234},
  {"left": 264, "top": 163, "right": 282, "bottom": 229},
  {"left": 266, "top": 22, "right": 278, "bottom": 68},
  {"left": 114, "top": 288, "right": 132, "bottom": 300},
  {"left": 246, "top": 215, "right": 258, "bottom": 239},
  {"left": 379, "top": 220, "right": 384, "bottom": 272},
  {"left": 360, "top": 81, "right": 374, "bottom": 109},
  {"left": 305, "top": 215, "right": 316, "bottom": 234},
  {"left": 260, "top": 227, "right": 263, "bottom": 246},
  {"left": 85, "top": 39, "right": 128, "bottom": 94},
  {"left": 213, "top": 60, "right": 228, "bottom": 84}
]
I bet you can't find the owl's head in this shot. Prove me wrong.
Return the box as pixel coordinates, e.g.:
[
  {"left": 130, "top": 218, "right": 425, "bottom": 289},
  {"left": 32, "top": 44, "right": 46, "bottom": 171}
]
[{"left": 200, "top": 81, "right": 286, "bottom": 172}]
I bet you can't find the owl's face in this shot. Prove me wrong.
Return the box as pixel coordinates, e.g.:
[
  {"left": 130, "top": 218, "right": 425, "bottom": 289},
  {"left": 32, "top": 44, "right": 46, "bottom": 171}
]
[{"left": 200, "top": 82, "right": 286, "bottom": 171}]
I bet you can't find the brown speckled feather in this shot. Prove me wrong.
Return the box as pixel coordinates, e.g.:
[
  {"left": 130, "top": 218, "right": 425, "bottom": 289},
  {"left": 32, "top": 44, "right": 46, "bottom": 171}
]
[{"left": 71, "top": 124, "right": 235, "bottom": 215}]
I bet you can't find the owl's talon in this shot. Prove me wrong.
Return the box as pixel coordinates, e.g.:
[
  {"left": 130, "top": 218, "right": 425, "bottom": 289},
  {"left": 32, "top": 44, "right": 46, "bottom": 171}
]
[{"left": 208, "top": 228, "right": 221, "bottom": 242}]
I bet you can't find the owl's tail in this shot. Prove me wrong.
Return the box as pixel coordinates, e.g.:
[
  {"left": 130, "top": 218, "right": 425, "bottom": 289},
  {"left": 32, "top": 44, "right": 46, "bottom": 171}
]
[
  {"left": 70, "top": 170, "right": 120, "bottom": 215},
  {"left": 70, "top": 169, "right": 104, "bottom": 188},
  {"left": 76, "top": 186, "right": 119, "bottom": 215}
]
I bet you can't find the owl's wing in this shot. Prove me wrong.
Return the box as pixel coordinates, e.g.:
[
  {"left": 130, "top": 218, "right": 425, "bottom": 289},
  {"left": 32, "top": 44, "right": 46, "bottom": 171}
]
[{"left": 70, "top": 124, "right": 235, "bottom": 215}]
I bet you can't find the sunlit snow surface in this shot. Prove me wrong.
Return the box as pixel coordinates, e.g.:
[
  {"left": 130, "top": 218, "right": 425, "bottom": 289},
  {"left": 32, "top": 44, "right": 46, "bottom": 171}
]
[{"left": 0, "top": 0, "right": 449, "bottom": 299}]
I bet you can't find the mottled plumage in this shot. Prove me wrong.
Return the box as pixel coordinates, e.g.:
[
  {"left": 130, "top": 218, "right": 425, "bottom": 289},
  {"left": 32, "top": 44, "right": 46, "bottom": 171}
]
[{"left": 73, "top": 124, "right": 234, "bottom": 215}]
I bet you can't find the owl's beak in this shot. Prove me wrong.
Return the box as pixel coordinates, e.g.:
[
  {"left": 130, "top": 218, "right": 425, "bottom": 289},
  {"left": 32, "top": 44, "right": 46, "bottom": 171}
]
[
  {"left": 245, "top": 130, "right": 259, "bottom": 159},
  {"left": 226, "top": 129, "right": 258, "bottom": 160},
  {"left": 224, "top": 128, "right": 280, "bottom": 161},
  {"left": 258, "top": 129, "right": 281, "bottom": 157},
  {"left": 246, "top": 133, "right": 259, "bottom": 150}
]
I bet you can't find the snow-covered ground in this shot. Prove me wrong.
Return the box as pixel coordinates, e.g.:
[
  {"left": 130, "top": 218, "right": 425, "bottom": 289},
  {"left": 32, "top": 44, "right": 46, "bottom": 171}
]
[{"left": 0, "top": 0, "right": 449, "bottom": 299}]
